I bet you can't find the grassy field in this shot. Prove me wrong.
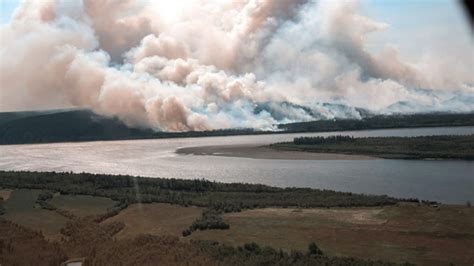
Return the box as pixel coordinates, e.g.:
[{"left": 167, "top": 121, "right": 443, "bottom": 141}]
[
  {"left": 1, "top": 173, "right": 473, "bottom": 265},
  {"left": 50, "top": 194, "right": 117, "bottom": 217},
  {"left": 271, "top": 135, "right": 474, "bottom": 160},
  {"left": 1, "top": 189, "right": 69, "bottom": 239},
  {"left": 190, "top": 204, "right": 474, "bottom": 265},
  {"left": 102, "top": 203, "right": 203, "bottom": 239},
  {"left": 1, "top": 189, "right": 117, "bottom": 238},
  {"left": 2, "top": 190, "right": 473, "bottom": 265}
]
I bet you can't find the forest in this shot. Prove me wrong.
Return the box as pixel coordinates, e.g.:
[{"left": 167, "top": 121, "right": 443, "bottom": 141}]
[
  {"left": 0, "top": 110, "right": 472, "bottom": 144},
  {"left": 272, "top": 135, "right": 474, "bottom": 160},
  {"left": 0, "top": 171, "right": 413, "bottom": 214},
  {"left": 278, "top": 112, "right": 474, "bottom": 132}
]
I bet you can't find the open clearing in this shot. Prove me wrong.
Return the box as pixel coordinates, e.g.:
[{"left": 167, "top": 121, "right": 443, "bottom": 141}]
[
  {"left": 1, "top": 190, "right": 116, "bottom": 238},
  {"left": 1, "top": 189, "right": 68, "bottom": 239},
  {"left": 190, "top": 204, "right": 474, "bottom": 265},
  {"left": 102, "top": 203, "right": 203, "bottom": 239},
  {"left": 50, "top": 194, "right": 117, "bottom": 217}
]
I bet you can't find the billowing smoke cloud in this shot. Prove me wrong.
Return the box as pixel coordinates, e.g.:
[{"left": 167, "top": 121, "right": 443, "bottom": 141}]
[{"left": 1, "top": 0, "right": 473, "bottom": 131}]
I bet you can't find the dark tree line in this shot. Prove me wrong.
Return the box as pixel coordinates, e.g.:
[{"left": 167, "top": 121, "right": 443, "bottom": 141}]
[
  {"left": 273, "top": 134, "right": 474, "bottom": 160},
  {"left": 279, "top": 113, "right": 474, "bottom": 132},
  {"left": 1, "top": 110, "right": 472, "bottom": 145},
  {"left": 293, "top": 135, "right": 355, "bottom": 145},
  {"left": 182, "top": 209, "right": 230, "bottom": 237},
  {"left": 0, "top": 171, "right": 407, "bottom": 213},
  {"left": 0, "top": 197, "right": 5, "bottom": 215},
  {"left": 194, "top": 240, "right": 413, "bottom": 266}
]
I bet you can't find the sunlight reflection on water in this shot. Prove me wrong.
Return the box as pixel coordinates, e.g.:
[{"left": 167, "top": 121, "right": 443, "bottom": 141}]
[{"left": 1, "top": 126, "right": 473, "bottom": 203}]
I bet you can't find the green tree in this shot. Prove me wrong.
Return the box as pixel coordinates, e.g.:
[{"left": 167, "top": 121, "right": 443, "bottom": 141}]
[
  {"left": 0, "top": 196, "right": 5, "bottom": 215},
  {"left": 308, "top": 242, "right": 323, "bottom": 256}
]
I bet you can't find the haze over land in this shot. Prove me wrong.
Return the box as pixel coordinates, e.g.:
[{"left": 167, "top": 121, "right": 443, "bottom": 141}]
[{"left": 1, "top": 0, "right": 473, "bottom": 131}]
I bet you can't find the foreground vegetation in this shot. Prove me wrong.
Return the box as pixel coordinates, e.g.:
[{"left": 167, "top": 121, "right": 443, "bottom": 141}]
[
  {"left": 190, "top": 205, "right": 474, "bottom": 265},
  {"left": 1, "top": 171, "right": 472, "bottom": 265},
  {"left": 271, "top": 135, "right": 474, "bottom": 160},
  {"left": 0, "top": 171, "right": 408, "bottom": 213},
  {"left": 0, "top": 217, "right": 412, "bottom": 266},
  {"left": 183, "top": 209, "right": 230, "bottom": 237},
  {"left": 0, "top": 170, "right": 419, "bottom": 265},
  {"left": 0, "top": 197, "right": 5, "bottom": 215},
  {"left": 2, "top": 191, "right": 472, "bottom": 265}
]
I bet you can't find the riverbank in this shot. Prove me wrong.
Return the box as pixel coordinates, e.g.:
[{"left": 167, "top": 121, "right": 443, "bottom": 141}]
[
  {"left": 177, "top": 144, "right": 376, "bottom": 160},
  {"left": 271, "top": 135, "right": 474, "bottom": 160}
]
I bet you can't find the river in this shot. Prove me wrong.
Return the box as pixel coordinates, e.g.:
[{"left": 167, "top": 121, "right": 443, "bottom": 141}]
[{"left": 0, "top": 126, "right": 473, "bottom": 204}]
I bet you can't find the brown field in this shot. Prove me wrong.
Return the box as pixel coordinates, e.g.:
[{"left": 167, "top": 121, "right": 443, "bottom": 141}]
[
  {"left": 0, "top": 218, "right": 215, "bottom": 266},
  {"left": 2, "top": 189, "right": 69, "bottom": 239},
  {"left": 0, "top": 219, "right": 67, "bottom": 265},
  {"left": 102, "top": 203, "right": 203, "bottom": 239},
  {"left": 0, "top": 189, "right": 13, "bottom": 201},
  {"left": 190, "top": 204, "right": 474, "bottom": 265},
  {"left": 2, "top": 190, "right": 474, "bottom": 265}
]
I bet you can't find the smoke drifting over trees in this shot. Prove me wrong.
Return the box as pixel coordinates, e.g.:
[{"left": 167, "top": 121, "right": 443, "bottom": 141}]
[{"left": 1, "top": 0, "right": 472, "bottom": 131}]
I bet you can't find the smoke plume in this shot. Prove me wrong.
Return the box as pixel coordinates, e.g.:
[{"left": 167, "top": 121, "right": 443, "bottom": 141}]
[{"left": 1, "top": 0, "right": 473, "bottom": 131}]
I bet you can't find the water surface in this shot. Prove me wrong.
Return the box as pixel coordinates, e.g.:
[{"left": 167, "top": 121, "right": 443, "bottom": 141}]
[{"left": 1, "top": 126, "right": 473, "bottom": 204}]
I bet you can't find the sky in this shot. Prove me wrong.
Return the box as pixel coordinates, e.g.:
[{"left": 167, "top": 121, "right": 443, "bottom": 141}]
[
  {"left": 2, "top": 0, "right": 470, "bottom": 55},
  {"left": 362, "top": 0, "right": 472, "bottom": 58},
  {"left": 0, "top": 0, "right": 18, "bottom": 23},
  {"left": 0, "top": 0, "right": 472, "bottom": 131}
]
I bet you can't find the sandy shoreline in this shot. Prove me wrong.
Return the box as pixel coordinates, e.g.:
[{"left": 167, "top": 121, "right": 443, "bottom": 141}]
[{"left": 176, "top": 144, "right": 376, "bottom": 160}]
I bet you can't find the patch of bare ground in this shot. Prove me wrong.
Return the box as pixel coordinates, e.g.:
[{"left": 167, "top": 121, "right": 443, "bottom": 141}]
[
  {"left": 231, "top": 207, "right": 386, "bottom": 225},
  {"left": 0, "top": 189, "right": 12, "bottom": 201},
  {"left": 190, "top": 204, "right": 474, "bottom": 265},
  {"left": 102, "top": 203, "right": 204, "bottom": 239}
]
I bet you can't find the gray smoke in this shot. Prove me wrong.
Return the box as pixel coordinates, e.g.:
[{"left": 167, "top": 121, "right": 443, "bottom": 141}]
[{"left": 1, "top": 0, "right": 473, "bottom": 131}]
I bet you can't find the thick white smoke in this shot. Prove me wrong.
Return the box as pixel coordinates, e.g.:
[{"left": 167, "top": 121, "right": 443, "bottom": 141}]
[{"left": 0, "top": 0, "right": 473, "bottom": 131}]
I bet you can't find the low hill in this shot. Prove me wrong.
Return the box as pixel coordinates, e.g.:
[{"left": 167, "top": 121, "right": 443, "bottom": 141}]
[
  {"left": 0, "top": 109, "right": 473, "bottom": 145},
  {"left": 0, "top": 109, "right": 153, "bottom": 144},
  {"left": 278, "top": 112, "right": 474, "bottom": 132}
]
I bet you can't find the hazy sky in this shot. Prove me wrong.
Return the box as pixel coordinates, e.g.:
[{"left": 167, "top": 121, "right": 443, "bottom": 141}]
[
  {"left": 0, "top": 0, "right": 472, "bottom": 131},
  {"left": 2, "top": 0, "right": 470, "bottom": 56}
]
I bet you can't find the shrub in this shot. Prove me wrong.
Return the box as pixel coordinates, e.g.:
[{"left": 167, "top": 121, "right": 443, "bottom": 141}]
[
  {"left": 293, "top": 135, "right": 354, "bottom": 145},
  {"left": 243, "top": 242, "right": 261, "bottom": 254},
  {"left": 37, "top": 191, "right": 54, "bottom": 202},
  {"left": 308, "top": 242, "right": 323, "bottom": 256},
  {"left": 182, "top": 209, "right": 230, "bottom": 237},
  {"left": 182, "top": 229, "right": 192, "bottom": 237},
  {"left": 0, "top": 197, "right": 5, "bottom": 215}
]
